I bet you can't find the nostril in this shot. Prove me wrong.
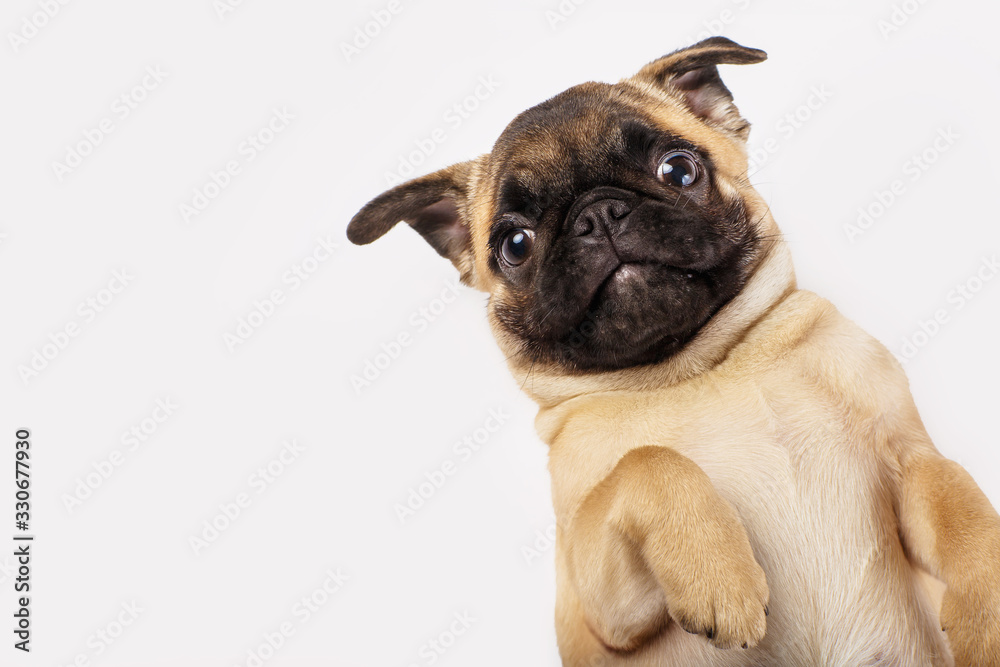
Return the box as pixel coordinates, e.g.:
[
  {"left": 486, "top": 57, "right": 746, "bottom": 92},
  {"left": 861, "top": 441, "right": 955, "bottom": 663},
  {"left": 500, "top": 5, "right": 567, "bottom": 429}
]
[
  {"left": 608, "top": 200, "right": 630, "bottom": 220},
  {"left": 567, "top": 198, "right": 631, "bottom": 237}
]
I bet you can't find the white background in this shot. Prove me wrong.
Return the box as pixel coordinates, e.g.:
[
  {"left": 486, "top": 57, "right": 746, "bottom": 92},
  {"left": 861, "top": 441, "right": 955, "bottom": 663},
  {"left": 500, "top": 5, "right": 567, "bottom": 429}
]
[{"left": 2, "top": 0, "right": 998, "bottom": 665}]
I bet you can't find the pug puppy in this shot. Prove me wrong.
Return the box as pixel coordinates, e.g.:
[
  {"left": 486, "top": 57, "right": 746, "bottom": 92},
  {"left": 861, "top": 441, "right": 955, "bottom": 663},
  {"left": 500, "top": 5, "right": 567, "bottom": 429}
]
[{"left": 347, "top": 38, "right": 1000, "bottom": 666}]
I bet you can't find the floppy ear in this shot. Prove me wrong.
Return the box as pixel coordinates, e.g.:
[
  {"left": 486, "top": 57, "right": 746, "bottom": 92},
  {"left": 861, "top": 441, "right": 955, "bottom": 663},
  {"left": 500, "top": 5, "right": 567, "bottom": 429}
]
[
  {"left": 633, "top": 36, "right": 767, "bottom": 141},
  {"left": 347, "top": 159, "right": 480, "bottom": 285}
]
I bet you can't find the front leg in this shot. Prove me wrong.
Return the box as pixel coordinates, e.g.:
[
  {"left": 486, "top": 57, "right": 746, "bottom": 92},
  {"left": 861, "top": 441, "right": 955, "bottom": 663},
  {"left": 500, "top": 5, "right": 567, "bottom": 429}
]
[
  {"left": 564, "top": 446, "right": 769, "bottom": 651},
  {"left": 898, "top": 450, "right": 1000, "bottom": 665}
]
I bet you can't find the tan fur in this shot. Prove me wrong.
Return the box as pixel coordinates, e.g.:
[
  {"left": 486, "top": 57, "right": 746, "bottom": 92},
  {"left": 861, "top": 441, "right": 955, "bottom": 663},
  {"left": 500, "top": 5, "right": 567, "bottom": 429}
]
[
  {"left": 531, "top": 285, "right": 1000, "bottom": 665},
  {"left": 349, "top": 40, "right": 1000, "bottom": 666},
  {"left": 489, "top": 76, "right": 1000, "bottom": 664}
]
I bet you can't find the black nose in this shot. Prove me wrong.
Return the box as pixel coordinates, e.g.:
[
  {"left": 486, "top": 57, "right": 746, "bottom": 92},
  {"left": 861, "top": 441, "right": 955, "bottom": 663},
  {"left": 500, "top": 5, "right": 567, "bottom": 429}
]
[
  {"left": 564, "top": 186, "right": 640, "bottom": 238},
  {"left": 570, "top": 198, "right": 631, "bottom": 237}
]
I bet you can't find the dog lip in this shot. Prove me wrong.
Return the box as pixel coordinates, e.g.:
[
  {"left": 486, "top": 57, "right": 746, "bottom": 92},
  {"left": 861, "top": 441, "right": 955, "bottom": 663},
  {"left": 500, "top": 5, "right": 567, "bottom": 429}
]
[
  {"left": 535, "top": 256, "right": 621, "bottom": 339},
  {"left": 606, "top": 261, "right": 700, "bottom": 284},
  {"left": 589, "top": 261, "right": 625, "bottom": 301},
  {"left": 577, "top": 261, "right": 703, "bottom": 328},
  {"left": 577, "top": 261, "right": 633, "bottom": 321},
  {"left": 611, "top": 263, "right": 636, "bottom": 280},
  {"left": 575, "top": 258, "right": 623, "bottom": 316}
]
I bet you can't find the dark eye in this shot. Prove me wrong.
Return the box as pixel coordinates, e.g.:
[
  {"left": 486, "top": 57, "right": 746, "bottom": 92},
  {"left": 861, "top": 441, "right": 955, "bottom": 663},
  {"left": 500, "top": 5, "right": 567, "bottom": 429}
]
[
  {"left": 499, "top": 228, "right": 535, "bottom": 266},
  {"left": 657, "top": 151, "right": 699, "bottom": 186}
]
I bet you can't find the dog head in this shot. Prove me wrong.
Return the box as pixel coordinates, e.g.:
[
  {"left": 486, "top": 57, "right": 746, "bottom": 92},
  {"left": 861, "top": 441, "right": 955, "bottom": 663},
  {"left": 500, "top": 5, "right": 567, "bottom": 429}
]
[{"left": 348, "top": 38, "right": 795, "bottom": 394}]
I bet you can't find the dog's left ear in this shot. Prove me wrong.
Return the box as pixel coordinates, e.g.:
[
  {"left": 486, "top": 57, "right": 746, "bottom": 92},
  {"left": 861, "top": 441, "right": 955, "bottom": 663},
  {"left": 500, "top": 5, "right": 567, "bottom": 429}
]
[{"left": 633, "top": 36, "right": 767, "bottom": 141}]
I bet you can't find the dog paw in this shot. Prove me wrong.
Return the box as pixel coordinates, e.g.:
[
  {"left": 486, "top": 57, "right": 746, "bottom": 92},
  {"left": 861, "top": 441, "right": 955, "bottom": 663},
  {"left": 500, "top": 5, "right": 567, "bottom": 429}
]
[
  {"left": 664, "top": 546, "right": 769, "bottom": 650},
  {"left": 941, "top": 587, "right": 1000, "bottom": 667}
]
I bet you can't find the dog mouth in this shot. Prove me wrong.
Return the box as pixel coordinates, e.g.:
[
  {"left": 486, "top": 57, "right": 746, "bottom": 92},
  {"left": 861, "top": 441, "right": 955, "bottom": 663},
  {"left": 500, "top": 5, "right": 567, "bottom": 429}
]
[
  {"left": 589, "top": 262, "right": 670, "bottom": 314},
  {"left": 605, "top": 262, "right": 642, "bottom": 285},
  {"left": 531, "top": 235, "right": 714, "bottom": 340},
  {"left": 601, "top": 261, "right": 701, "bottom": 290},
  {"left": 509, "top": 188, "right": 758, "bottom": 371},
  {"left": 526, "top": 229, "right": 751, "bottom": 371},
  {"left": 571, "top": 258, "right": 706, "bottom": 320}
]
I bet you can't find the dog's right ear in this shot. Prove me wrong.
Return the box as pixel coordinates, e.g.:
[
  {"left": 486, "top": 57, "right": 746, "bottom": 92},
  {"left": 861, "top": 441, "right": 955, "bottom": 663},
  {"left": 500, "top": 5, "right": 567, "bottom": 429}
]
[{"left": 347, "top": 159, "right": 481, "bottom": 286}]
